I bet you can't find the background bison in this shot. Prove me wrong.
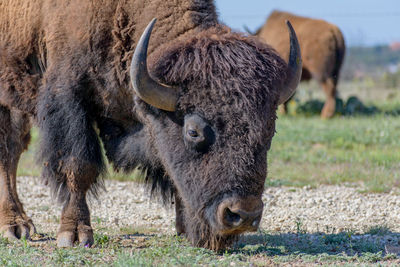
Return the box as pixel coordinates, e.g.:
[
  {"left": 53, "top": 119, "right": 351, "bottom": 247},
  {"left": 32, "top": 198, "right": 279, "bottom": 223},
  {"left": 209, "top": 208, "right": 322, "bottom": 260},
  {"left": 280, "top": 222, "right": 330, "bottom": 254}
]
[
  {"left": 0, "top": 0, "right": 301, "bottom": 250},
  {"left": 250, "top": 10, "right": 345, "bottom": 118}
]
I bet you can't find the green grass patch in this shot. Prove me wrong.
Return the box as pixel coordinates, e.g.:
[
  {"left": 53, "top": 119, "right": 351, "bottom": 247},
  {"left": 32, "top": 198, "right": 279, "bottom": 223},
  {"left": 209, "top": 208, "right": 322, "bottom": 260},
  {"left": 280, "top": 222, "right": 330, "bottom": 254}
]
[
  {"left": 268, "top": 115, "right": 400, "bottom": 192},
  {"left": 2, "top": 227, "right": 399, "bottom": 266},
  {"left": 17, "top": 128, "right": 40, "bottom": 177},
  {"left": 364, "top": 225, "right": 391, "bottom": 236},
  {"left": 114, "top": 236, "right": 244, "bottom": 267}
]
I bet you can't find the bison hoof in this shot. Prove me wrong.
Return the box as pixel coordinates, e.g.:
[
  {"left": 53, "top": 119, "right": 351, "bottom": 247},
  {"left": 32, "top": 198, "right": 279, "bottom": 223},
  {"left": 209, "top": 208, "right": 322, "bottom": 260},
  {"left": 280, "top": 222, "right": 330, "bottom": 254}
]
[
  {"left": 78, "top": 225, "right": 94, "bottom": 247},
  {"left": 0, "top": 220, "right": 36, "bottom": 241},
  {"left": 57, "top": 231, "right": 75, "bottom": 247},
  {"left": 57, "top": 225, "right": 94, "bottom": 248}
]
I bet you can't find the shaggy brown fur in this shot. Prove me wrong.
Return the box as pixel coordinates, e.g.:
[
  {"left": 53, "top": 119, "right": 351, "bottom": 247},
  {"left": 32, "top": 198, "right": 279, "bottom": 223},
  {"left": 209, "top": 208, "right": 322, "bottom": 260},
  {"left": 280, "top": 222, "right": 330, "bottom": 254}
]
[
  {"left": 0, "top": 0, "right": 288, "bottom": 249},
  {"left": 253, "top": 10, "right": 345, "bottom": 118},
  {"left": 0, "top": 105, "right": 34, "bottom": 239}
]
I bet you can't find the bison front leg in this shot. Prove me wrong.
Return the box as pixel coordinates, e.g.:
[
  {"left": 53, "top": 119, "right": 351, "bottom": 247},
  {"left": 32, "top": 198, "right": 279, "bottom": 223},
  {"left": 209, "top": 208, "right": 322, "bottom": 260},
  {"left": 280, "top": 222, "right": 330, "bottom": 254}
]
[
  {"left": 55, "top": 162, "right": 99, "bottom": 247},
  {"left": 38, "top": 80, "right": 104, "bottom": 247},
  {"left": 321, "top": 78, "right": 337, "bottom": 119},
  {"left": 0, "top": 105, "right": 35, "bottom": 240},
  {"left": 175, "top": 194, "right": 186, "bottom": 236},
  {"left": 57, "top": 190, "right": 93, "bottom": 247}
]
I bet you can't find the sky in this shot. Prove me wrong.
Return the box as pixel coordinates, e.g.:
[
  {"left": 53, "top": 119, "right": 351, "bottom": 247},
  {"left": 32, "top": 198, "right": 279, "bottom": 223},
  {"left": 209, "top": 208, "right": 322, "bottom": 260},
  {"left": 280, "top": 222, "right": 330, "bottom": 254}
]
[{"left": 215, "top": 0, "right": 400, "bottom": 47}]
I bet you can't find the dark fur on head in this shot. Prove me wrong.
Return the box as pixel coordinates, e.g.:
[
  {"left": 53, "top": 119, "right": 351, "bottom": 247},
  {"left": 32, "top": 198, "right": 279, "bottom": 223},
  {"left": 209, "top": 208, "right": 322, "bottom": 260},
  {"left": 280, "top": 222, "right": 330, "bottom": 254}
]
[
  {"left": 138, "top": 26, "right": 287, "bottom": 249},
  {"left": 98, "top": 25, "right": 287, "bottom": 250}
]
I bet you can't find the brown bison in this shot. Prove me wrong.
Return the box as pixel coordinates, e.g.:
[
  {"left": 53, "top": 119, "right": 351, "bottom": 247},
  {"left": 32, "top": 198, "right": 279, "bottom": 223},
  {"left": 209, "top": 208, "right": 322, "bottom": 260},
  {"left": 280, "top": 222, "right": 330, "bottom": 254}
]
[
  {"left": 249, "top": 10, "right": 345, "bottom": 118},
  {"left": 0, "top": 1, "right": 301, "bottom": 250}
]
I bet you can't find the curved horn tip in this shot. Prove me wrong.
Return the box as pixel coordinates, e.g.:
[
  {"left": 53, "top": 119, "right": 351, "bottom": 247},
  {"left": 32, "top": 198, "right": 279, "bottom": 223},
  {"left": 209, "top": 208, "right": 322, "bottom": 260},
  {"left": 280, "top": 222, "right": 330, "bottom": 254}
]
[
  {"left": 130, "top": 18, "right": 158, "bottom": 86},
  {"left": 145, "top": 18, "right": 157, "bottom": 34},
  {"left": 243, "top": 25, "right": 254, "bottom": 35},
  {"left": 130, "top": 18, "right": 178, "bottom": 112},
  {"left": 278, "top": 20, "right": 302, "bottom": 105},
  {"left": 285, "top": 20, "right": 294, "bottom": 31},
  {"left": 132, "top": 18, "right": 157, "bottom": 65}
]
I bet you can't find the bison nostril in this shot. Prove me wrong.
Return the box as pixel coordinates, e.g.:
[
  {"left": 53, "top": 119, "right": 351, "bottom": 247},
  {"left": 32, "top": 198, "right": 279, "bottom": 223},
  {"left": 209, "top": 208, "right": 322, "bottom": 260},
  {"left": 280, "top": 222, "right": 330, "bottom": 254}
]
[
  {"left": 217, "top": 197, "right": 264, "bottom": 232},
  {"left": 224, "top": 208, "right": 243, "bottom": 227}
]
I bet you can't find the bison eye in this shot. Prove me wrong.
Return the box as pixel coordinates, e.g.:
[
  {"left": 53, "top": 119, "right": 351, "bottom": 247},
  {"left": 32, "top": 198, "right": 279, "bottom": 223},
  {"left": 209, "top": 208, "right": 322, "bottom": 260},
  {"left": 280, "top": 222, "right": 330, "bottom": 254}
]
[
  {"left": 183, "top": 114, "right": 215, "bottom": 153},
  {"left": 187, "top": 129, "right": 199, "bottom": 138}
]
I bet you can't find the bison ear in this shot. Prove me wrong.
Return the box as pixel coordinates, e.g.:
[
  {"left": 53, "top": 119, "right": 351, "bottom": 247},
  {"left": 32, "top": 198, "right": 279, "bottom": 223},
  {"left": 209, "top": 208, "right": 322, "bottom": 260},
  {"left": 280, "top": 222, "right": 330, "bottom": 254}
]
[
  {"left": 278, "top": 20, "right": 302, "bottom": 105},
  {"left": 130, "top": 18, "right": 179, "bottom": 112}
]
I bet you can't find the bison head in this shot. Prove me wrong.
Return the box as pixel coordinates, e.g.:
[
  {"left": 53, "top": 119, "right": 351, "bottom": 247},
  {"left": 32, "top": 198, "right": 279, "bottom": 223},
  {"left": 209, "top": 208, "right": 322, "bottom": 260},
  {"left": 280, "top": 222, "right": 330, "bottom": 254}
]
[{"left": 129, "top": 19, "right": 301, "bottom": 250}]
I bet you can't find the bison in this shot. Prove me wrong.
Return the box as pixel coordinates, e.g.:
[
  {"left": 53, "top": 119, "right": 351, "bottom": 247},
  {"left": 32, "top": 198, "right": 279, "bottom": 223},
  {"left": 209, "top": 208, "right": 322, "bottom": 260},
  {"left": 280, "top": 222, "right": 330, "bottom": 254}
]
[
  {"left": 0, "top": 1, "right": 301, "bottom": 250},
  {"left": 248, "top": 10, "right": 345, "bottom": 118}
]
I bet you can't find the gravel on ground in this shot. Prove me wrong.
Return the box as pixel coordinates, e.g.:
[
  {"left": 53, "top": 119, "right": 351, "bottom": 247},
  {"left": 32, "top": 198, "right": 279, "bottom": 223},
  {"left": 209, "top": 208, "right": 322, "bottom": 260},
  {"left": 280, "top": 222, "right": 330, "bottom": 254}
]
[{"left": 17, "top": 176, "right": 400, "bottom": 238}]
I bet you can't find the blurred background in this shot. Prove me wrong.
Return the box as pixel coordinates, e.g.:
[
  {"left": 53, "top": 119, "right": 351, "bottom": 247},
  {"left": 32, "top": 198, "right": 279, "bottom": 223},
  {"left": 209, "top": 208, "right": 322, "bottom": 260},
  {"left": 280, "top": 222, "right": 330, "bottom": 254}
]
[
  {"left": 216, "top": 0, "right": 400, "bottom": 115},
  {"left": 217, "top": 0, "right": 400, "bottom": 46}
]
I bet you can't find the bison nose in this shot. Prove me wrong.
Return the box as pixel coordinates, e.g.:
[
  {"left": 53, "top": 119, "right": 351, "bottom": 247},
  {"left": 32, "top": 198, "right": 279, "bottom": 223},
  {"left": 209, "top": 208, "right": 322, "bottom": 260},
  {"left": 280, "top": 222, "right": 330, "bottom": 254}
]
[{"left": 216, "top": 196, "right": 263, "bottom": 233}]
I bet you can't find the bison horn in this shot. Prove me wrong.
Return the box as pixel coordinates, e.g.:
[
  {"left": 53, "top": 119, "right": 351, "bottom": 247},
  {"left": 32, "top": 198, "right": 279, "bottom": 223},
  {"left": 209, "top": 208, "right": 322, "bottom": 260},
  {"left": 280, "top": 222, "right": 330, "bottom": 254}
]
[
  {"left": 243, "top": 25, "right": 255, "bottom": 35},
  {"left": 130, "top": 18, "right": 178, "bottom": 111},
  {"left": 278, "top": 20, "right": 302, "bottom": 105}
]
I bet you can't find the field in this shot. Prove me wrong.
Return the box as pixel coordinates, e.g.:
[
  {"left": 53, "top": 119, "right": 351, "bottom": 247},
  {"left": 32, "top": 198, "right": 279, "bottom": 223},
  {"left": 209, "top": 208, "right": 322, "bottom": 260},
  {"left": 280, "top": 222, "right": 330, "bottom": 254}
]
[
  {"left": 3, "top": 83, "right": 400, "bottom": 266},
  {"left": 269, "top": 115, "right": 400, "bottom": 193}
]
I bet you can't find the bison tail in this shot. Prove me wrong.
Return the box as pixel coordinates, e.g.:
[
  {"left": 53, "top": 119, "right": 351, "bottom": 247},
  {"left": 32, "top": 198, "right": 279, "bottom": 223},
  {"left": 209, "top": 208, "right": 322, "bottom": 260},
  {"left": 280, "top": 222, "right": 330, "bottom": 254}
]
[{"left": 331, "top": 26, "right": 346, "bottom": 84}]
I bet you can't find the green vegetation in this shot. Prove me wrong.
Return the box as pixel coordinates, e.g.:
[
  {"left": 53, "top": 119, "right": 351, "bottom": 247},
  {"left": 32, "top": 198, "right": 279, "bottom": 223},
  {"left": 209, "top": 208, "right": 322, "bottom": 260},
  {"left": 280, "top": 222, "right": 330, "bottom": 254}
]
[
  {"left": 17, "top": 128, "right": 40, "bottom": 177},
  {"left": 1, "top": 226, "right": 399, "bottom": 266},
  {"left": 268, "top": 114, "right": 400, "bottom": 192}
]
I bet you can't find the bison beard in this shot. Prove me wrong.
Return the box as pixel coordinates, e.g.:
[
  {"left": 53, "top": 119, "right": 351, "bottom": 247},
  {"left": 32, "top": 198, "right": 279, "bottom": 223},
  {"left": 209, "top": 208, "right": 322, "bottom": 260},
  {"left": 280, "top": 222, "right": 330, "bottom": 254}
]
[{"left": 0, "top": 0, "right": 301, "bottom": 250}]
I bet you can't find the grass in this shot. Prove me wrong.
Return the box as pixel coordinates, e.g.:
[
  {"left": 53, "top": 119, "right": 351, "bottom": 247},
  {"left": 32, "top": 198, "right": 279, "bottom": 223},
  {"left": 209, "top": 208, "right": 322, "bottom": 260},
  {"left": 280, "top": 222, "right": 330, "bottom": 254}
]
[
  {"left": 268, "top": 114, "right": 400, "bottom": 192},
  {"left": 17, "top": 128, "right": 40, "bottom": 177},
  {"left": 1, "top": 225, "right": 400, "bottom": 266}
]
